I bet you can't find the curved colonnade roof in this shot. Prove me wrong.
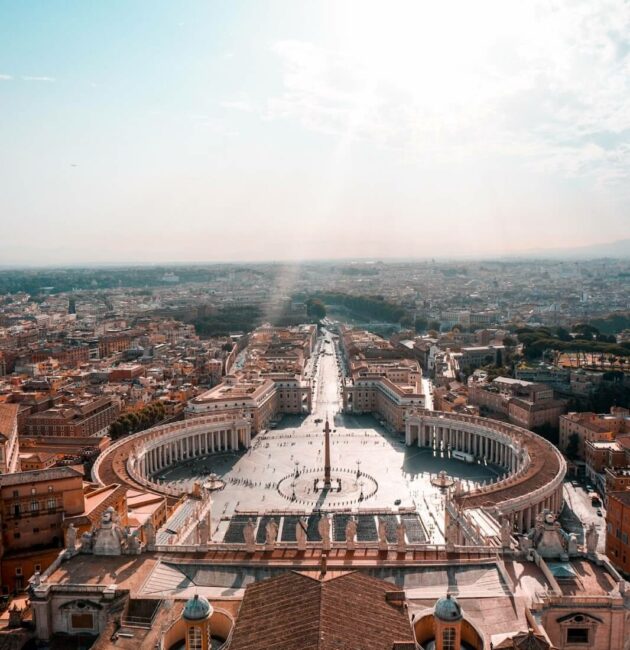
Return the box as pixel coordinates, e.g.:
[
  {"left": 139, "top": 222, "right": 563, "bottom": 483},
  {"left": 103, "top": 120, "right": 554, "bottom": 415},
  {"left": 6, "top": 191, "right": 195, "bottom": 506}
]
[
  {"left": 453, "top": 424, "right": 564, "bottom": 510},
  {"left": 94, "top": 412, "right": 565, "bottom": 513}
]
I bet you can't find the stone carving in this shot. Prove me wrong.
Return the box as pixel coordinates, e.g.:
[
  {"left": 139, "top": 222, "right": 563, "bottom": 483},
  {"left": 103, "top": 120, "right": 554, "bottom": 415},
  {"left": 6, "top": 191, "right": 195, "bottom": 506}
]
[
  {"left": 378, "top": 518, "right": 388, "bottom": 551},
  {"left": 586, "top": 522, "right": 599, "bottom": 555},
  {"left": 143, "top": 521, "right": 156, "bottom": 547},
  {"left": 530, "top": 510, "right": 569, "bottom": 559},
  {"left": 93, "top": 507, "right": 126, "bottom": 556},
  {"left": 65, "top": 523, "right": 77, "bottom": 552},
  {"left": 500, "top": 517, "right": 512, "bottom": 548},
  {"left": 345, "top": 517, "right": 357, "bottom": 551},
  {"left": 445, "top": 518, "right": 459, "bottom": 550},
  {"left": 80, "top": 531, "right": 93, "bottom": 552},
  {"left": 567, "top": 532, "right": 578, "bottom": 556},
  {"left": 31, "top": 571, "right": 41, "bottom": 587},
  {"left": 127, "top": 530, "right": 141, "bottom": 554},
  {"left": 318, "top": 514, "right": 331, "bottom": 551},
  {"left": 265, "top": 518, "right": 278, "bottom": 550},
  {"left": 396, "top": 520, "right": 407, "bottom": 553},
  {"left": 243, "top": 518, "right": 256, "bottom": 553},
  {"left": 197, "top": 518, "right": 209, "bottom": 546},
  {"left": 296, "top": 516, "right": 308, "bottom": 551}
]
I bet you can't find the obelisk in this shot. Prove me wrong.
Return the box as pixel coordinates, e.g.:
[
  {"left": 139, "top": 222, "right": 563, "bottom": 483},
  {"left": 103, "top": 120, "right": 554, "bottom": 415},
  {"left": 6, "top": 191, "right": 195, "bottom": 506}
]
[{"left": 323, "top": 416, "right": 331, "bottom": 488}]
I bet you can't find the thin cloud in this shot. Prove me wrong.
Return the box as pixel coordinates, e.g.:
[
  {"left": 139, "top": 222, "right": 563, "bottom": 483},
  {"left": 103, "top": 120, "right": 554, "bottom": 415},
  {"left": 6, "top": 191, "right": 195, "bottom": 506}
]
[
  {"left": 0, "top": 74, "right": 13, "bottom": 80},
  {"left": 265, "top": 0, "right": 630, "bottom": 186},
  {"left": 21, "top": 75, "right": 56, "bottom": 82},
  {"left": 221, "top": 99, "right": 254, "bottom": 112}
]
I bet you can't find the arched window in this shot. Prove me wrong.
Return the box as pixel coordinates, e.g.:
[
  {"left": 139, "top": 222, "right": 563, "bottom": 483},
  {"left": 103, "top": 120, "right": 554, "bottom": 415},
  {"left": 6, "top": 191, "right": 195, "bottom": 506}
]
[{"left": 442, "top": 626, "right": 456, "bottom": 650}]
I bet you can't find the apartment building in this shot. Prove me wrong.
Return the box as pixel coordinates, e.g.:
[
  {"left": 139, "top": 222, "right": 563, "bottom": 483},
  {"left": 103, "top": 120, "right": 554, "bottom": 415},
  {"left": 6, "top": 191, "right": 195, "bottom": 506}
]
[
  {"left": 21, "top": 396, "right": 119, "bottom": 439},
  {"left": 559, "top": 408, "right": 630, "bottom": 459}
]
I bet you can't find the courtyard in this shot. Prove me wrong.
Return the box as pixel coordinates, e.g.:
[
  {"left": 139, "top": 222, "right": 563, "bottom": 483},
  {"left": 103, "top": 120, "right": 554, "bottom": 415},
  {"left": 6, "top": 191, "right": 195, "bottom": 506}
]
[{"left": 154, "top": 331, "right": 501, "bottom": 544}]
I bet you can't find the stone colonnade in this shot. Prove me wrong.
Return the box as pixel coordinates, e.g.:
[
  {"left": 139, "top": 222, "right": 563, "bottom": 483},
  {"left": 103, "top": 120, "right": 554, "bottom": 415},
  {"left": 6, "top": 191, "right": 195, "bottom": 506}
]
[
  {"left": 93, "top": 414, "right": 252, "bottom": 492},
  {"left": 405, "top": 411, "right": 566, "bottom": 534},
  {"left": 137, "top": 423, "right": 247, "bottom": 479}
]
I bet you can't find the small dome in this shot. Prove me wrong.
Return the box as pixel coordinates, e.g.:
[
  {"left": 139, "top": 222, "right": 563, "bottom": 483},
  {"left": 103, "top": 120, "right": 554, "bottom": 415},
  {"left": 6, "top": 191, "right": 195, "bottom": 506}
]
[
  {"left": 183, "top": 594, "right": 213, "bottom": 621},
  {"left": 434, "top": 594, "right": 462, "bottom": 621}
]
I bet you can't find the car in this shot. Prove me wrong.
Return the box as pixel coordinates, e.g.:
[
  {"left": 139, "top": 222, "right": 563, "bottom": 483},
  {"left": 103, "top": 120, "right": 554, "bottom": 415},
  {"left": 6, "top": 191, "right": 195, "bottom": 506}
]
[{"left": 596, "top": 509, "right": 603, "bottom": 516}]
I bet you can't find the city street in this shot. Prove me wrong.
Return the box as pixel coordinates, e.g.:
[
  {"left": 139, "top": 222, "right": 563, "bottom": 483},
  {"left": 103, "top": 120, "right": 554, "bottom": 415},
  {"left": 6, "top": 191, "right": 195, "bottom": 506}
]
[{"left": 561, "top": 481, "right": 606, "bottom": 553}]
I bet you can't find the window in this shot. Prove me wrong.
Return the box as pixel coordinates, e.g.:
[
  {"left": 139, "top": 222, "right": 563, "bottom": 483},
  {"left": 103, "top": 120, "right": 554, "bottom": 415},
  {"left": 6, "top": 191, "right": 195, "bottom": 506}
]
[
  {"left": 567, "top": 628, "right": 589, "bottom": 644},
  {"left": 47, "top": 498, "right": 56, "bottom": 511},
  {"left": 71, "top": 613, "right": 94, "bottom": 630},
  {"left": 30, "top": 488, "right": 36, "bottom": 496},
  {"left": 442, "top": 627, "right": 456, "bottom": 650},
  {"left": 12, "top": 490, "right": 18, "bottom": 498},
  {"left": 13, "top": 532, "right": 20, "bottom": 539},
  {"left": 187, "top": 626, "right": 203, "bottom": 650},
  {"left": 34, "top": 564, "right": 41, "bottom": 572},
  {"left": 15, "top": 568, "right": 22, "bottom": 576},
  {"left": 30, "top": 501, "right": 39, "bottom": 513},
  {"left": 48, "top": 486, "right": 53, "bottom": 493}
]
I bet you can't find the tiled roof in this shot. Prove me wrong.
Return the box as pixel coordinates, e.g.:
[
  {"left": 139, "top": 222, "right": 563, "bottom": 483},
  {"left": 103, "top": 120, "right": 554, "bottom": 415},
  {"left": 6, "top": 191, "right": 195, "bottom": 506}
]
[
  {"left": 0, "top": 465, "right": 83, "bottom": 486},
  {"left": 228, "top": 571, "right": 415, "bottom": 650},
  {"left": 0, "top": 403, "right": 18, "bottom": 441}
]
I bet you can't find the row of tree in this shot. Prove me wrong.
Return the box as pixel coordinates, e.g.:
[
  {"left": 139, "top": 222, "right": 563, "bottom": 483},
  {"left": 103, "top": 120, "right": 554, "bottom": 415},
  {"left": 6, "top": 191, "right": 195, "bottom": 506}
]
[
  {"left": 109, "top": 402, "right": 167, "bottom": 440},
  {"left": 307, "top": 292, "right": 406, "bottom": 323},
  {"left": 516, "top": 326, "right": 630, "bottom": 364}
]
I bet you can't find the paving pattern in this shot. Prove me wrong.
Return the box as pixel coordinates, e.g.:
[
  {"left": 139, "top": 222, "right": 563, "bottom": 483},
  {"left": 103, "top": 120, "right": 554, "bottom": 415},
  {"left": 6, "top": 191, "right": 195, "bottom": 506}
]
[{"left": 157, "top": 330, "right": 500, "bottom": 544}]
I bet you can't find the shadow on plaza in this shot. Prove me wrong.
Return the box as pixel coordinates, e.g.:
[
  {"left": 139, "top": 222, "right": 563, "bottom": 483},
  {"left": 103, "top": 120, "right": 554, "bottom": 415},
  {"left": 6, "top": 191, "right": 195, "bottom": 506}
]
[
  {"left": 400, "top": 446, "right": 502, "bottom": 482},
  {"left": 159, "top": 450, "right": 245, "bottom": 480}
]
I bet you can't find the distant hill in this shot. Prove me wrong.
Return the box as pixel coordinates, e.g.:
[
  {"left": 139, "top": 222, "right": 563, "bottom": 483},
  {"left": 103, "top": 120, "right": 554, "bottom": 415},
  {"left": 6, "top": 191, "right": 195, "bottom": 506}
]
[{"left": 514, "top": 238, "right": 630, "bottom": 260}]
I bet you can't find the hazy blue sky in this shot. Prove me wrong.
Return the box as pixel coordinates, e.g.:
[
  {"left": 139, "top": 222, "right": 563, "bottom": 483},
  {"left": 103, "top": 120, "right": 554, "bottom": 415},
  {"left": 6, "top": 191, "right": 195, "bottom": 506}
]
[{"left": 1, "top": 0, "right": 629, "bottom": 265}]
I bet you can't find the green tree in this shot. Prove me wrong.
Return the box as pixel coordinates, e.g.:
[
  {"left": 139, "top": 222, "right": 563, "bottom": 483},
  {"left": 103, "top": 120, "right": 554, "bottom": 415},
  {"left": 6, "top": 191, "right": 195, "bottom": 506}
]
[
  {"left": 306, "top": 298, "right": 327, "bottom": 320},
  {"left": 566, "top": 433, "right": 580, "bottom": 459}
]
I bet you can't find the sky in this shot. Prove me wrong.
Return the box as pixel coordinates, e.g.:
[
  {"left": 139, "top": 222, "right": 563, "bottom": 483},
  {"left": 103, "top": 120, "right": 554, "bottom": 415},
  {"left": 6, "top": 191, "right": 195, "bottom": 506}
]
[{"left": 1, "top": 0, "right": 629, "bottom": 266}]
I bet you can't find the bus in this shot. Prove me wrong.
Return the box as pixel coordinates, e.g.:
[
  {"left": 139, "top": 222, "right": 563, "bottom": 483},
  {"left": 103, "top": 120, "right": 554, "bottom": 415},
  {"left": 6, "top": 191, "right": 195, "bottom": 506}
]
[{"left": 452, "top": 450, "right": 474, "bottom": 464}]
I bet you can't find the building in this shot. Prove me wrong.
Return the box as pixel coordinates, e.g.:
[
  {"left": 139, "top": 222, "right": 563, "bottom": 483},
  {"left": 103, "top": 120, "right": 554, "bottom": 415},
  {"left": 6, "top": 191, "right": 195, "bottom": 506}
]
[
  {"left": 0, "top": 403, "right": 20, "bottom": 475},
  {"left": 23, "top": 509, "right": 629, "bottom": 650},
  {"left": 21, "top": 396, "right": 119, "bottom": 439},
  {"left": 340, "top": 329, "right": 426, "bottom": 431},
  {"left": 470, "top": 377, "right": 567, "bottom": 430},
  {"left": 18, "top": 451, "right": 56, "bottom": 471},
  {"left": 0, "top": 466, "right": 85, "bottom": 593},
  {"left": 605, "top": 491, "right": 630, "bottom": 575},
  {"left": 559, "top": 408, "right": 630, "bottom": 459},
  {"left": 343, "top": 358, "right": 426, "bottom": 431}
]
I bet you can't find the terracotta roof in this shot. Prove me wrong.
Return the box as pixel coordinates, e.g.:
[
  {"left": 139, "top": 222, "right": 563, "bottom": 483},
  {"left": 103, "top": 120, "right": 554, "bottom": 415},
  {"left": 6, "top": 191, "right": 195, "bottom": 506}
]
[
  {"left": 64, "top": 483, "right": 128, "bottom": 529},
  {"left": 493, "top": 629, "right": 553, "bottom": 649},
  {"left": 0, "top": 403, "right": 18, "bottom": 441},
  {"left": 608, "top": 490, "right": 630, "bottom": 507},
  {"left": 0, "top": 465, "right": 83, "bottom": 487},
  {"left": 456, "top": 428, "right": 563, "bottom": 509},
  {"left": 228, "top": 571, "right": 415, "bottom": 650}
]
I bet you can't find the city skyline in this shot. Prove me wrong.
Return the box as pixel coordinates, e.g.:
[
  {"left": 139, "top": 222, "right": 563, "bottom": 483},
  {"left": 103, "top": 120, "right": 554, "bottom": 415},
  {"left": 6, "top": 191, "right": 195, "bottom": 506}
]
[{"left": 2, "top": 0, "right": 630, "bottom": 265}]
